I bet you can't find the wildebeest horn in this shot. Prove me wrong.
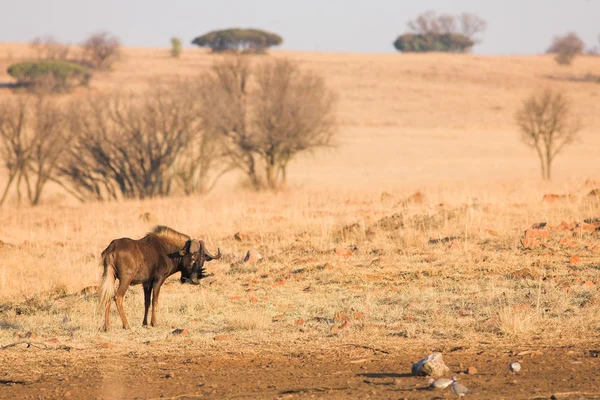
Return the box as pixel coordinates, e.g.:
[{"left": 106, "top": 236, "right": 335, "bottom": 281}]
[{"left": 203, "top": 245, "right": 222, "bottom": 261}]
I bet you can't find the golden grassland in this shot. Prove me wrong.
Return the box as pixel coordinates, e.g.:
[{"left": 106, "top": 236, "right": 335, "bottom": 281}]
[{"left": 0, "top": 43, "right": 599, "bottom": 351}]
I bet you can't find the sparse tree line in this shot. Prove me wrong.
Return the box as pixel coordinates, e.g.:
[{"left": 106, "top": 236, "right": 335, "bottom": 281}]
[{"left": 0, "top": 57, "right": 337, "bottom": 205}]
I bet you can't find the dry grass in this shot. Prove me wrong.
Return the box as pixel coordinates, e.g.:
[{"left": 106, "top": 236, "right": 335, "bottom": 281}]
[
  {"left": 0, "top": 184, "right": 599, "bottom": 350},
  {"left": 0, "top": 44, "right": 599, "bottom": 351}
]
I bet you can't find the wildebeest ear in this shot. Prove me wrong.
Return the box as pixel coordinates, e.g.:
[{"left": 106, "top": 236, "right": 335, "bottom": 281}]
[
  {"left": 179, "top": 248, "right": 186, "bottom": 256},
  {"left": 189, "top": 239, "right": 200, "bottom": 254}
]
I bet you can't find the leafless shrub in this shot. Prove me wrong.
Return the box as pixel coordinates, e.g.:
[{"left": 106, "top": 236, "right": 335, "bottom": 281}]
[
  {"left": 253, "top": 59, "right": 337, "bottom": 189},
  {"left": 515, "top": 88, "right": 581, "bottom": 180},
  {"left": 458, "top": 13, "right": 487, "bottom": 41},
  {"left": 30, "top": 35, "right": 70, "bottom": 61},
  {"left": 547, "top": 32, "right": 585, "bottom": 66},
  {"left": 58, "top": 81, "right": 208, "bottom": 201},
  {"left": 0, "top": 96, "right": 70, "bottom": 206},
  {"left": 198, "top": 56, "right": 337, "bottom": 190},
  {"left": 80, "top": 32, "right": 121, "bottom": 70},
  {"left": 407, "top": 11, "right": 486, "bottom": 40}
]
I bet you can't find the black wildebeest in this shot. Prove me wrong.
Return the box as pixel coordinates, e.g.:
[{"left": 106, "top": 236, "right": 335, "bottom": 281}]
[{"left": 99, "top": 225, "right": 221, "bottom": 330}]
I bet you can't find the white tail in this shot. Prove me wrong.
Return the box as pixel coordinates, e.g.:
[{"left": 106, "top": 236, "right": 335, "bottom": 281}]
[{"left": 98, "top": 255, "right": 116, "bottom": 313}]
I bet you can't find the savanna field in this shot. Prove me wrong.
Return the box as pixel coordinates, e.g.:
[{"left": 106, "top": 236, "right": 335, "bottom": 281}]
[{"left": 1, "top": 44, "right": 600, "bottom": 399}]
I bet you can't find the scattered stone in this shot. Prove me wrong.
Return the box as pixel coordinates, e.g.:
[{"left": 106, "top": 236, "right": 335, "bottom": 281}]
[
  {"left": 466, "top": 366, "right": 477, "bottom": 375},
  {"left": 234, "top": 232, "right": 250, "bottom": 241},
  {"left": 522, "top": 228, "right": 550, "bottom": 249},
  {"left": 335, "top": 247, "right": 353, "bottom": 258},
  {"left": 214, "top": 334, "right": 233, "bottom": 341},
  {"left": 243, "top": 249, "right": 262, "bottom": 263},
  {"left": 569, "top": 256, "right": 582, "bottom": 265},
  {"left": 450, "top": 239, "right": 462, "bottom": 250},
  {"left": 411, "top": 353, "right": 450, "bottom": 378},
  {"left": 171, "top": 328, "right": 188, "bottom": 336},
  {"left": 294, "top": 319, "right": 305, "bottom": 326},
  {"left": 17, "top": 331, "right": 37, "bottom": 340},
  {"left": 165, "top": 372, "right": 174, "bottom": 379},
  {"left": 583, "top": 280, "right": 595, "bottom": 291},
  {"left": 509, "top": 361, "right": 521, "bottom": 372},
  {"left": 98, "top": 342, "right": 115, "bottom": 349}
]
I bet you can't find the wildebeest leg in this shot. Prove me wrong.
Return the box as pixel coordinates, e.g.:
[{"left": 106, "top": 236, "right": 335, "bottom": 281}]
[
  {"left": 114, "top": 278, "right": 133, "bottom": 330},
  {"left": 142, "top": 282, "right": 152, "bottom": 327},
  {"left": 150, "top": 279, "right": 166, "bottom": 327}
]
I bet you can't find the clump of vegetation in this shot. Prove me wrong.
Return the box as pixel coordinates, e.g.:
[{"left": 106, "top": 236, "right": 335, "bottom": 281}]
[
  {"left": 7, "top": 60, "right": 90, "bottom": 93},
  {"left": 80, "top": 31, "right": 121, "bottom": 70},
  {"left": 394, "top": 11, "right": 486, "bottom": 53},
  {"left": 191, "top": 28, "right": 282, "bottom": 54},
  {"left": 515, "top": 88, "right": 581, "bottom": 180},
  {"left": 171, "top": 37, "right": 182, "bottom": 58},
  {"left": 547, "top": 32, "right": 585, "bottom": 66}
]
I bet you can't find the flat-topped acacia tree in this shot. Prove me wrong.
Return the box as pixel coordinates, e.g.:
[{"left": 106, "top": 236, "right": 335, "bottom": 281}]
[{"left": 191, "top": 28, "right": 282, "bottom": 54}]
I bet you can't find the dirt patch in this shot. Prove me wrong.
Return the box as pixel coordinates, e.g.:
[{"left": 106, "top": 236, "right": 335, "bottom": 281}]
[{"left": 1, "top": 343, "right": 599, "bottom": 399}]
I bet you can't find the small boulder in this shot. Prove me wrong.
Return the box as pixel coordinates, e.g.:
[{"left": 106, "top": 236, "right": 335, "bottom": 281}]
[
  {"left": 569, "top": 255, "right": 582, "bottom": 265},
  {"left": 583, "top": 280, "right": 595, "bottom": 291},
  {"left": 411, "top": 353, "right": 450, "bottom": 378},
  {"left": 244, "top": 249, "right": 262, "bottom": 263},
  {"left": 466, "top": 366, "right": 478, "bottom": 375},
  {"left": 335, "top": 247, "right": 352, "bottom": 258}
]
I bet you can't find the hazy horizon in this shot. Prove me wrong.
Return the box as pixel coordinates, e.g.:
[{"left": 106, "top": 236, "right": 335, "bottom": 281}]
[{"left": 2, "top": 0, "right": 599, "bottom": 55}]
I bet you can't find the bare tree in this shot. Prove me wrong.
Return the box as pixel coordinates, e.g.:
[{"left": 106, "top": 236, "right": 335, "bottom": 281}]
[
  {"left": 253, "top": 59, "right": 337, "bottom": 189},
  {"left": 197, "top": 56, "right": 337, "bottom": 190},
  {"left": 547, "top": 32, "right": 585, "bottom": 65},
  {"left": 81, "top": 32, "right": 121, "bottom": 70},
  {"left": 30, "top": 35, "right": 70, "bottom": 61},
  {"left": 516, "top": 88, "right": 581, "bottom": 180},
  {"left": 407, "top": 10, "right": 442, "bottom": 35},
  {"left": 197, "top": 56, "right": 262, "bottom": 189},
  {"left": 407, "top": 11, "right": 487, "bottom": 40},
  {"left": 0, "top": 96, "right": 69, "bottom": 206},
  {"left": 59, "top": 81, "right": 206, "bottom": 201},
  {"left": 459, "top": 13, "right": 487, "bottom": 41}
]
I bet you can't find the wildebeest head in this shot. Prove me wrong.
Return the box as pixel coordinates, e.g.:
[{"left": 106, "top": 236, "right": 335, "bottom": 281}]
[{"left": 179, "top": 239, "right": 222, "bottom": 285}]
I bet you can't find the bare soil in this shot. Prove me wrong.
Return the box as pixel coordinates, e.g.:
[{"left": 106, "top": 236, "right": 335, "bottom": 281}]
[{"left": 1, "top": 342, "right": 599, "bottom": 399}]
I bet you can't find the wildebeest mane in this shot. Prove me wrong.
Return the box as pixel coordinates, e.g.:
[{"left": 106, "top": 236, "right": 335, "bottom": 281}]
[{"left": 150, "top": 225, "right": 191, "bottom": 254}]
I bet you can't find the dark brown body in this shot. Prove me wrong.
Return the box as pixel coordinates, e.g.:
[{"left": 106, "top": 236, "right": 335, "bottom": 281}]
[{"left": 99, "top": 226, "right": 221, "bottom": 330}]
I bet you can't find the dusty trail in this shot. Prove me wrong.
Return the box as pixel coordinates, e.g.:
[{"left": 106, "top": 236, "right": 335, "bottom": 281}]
[{"left": 1, "top": 344, "right": 599, "bottom": 399}]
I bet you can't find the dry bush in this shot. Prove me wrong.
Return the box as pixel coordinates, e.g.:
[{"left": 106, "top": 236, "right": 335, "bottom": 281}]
[
  {"left": 81, "top": 32, "right": 121, "bottom": 70},
  {"left": 547, "top": 32, "right": 585, "bottom": 66},
  {"left": 0, "top": 96, "right": 70, "bottom": 206},
  {"left": 58, "top": 81, "right": 210, "bottom": 201},
  {"left": 515, "top": 88, "right": 581, "bottom": 180},
  {"left": 198, "top": 56, "right": 337, "bottom": 190}
]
